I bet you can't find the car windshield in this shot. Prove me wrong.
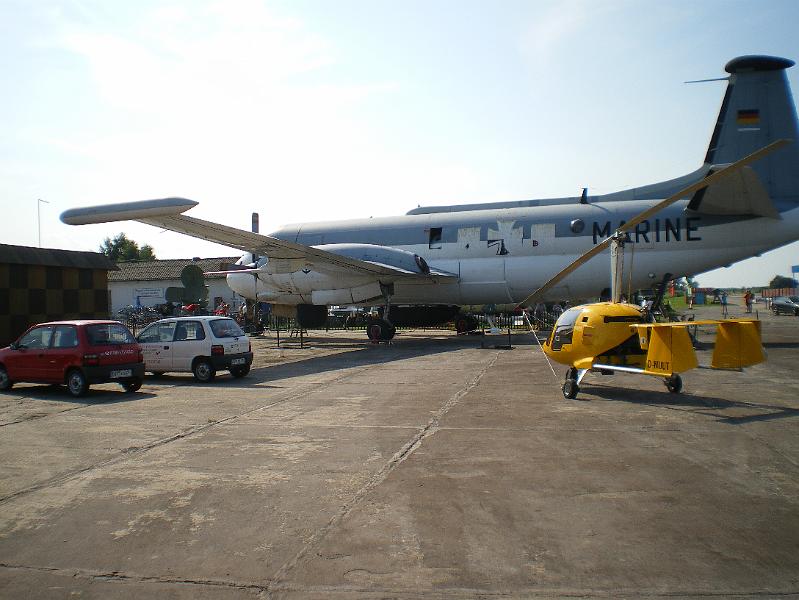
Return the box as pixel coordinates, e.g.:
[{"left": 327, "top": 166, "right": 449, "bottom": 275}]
[
  {"left": 789, "top": 297, "right": 799, "bottom": 303},
  {"left": 86, "top": 323, "right": 136, "bottom": 345},
  {"left": 209, "top": 319, "right": 245, "bottom": 338}
]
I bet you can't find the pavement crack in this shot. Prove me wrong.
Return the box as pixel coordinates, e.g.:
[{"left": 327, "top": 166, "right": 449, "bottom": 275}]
[
  {"left": 0, "top": 562, "right": 268, "bottom": 592},
  {"left": 0, "top": 403, "right": 90, "bottom": 428},
  {"left": 264, "top": 350, "right": 501, "bottom": 597},
  {"left": 0, "top": 362, "right": 379, "bottom": 506}
]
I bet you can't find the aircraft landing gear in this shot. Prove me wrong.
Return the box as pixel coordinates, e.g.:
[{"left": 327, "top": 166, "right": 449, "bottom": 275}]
[
  {"left": 455, "top": 315, "right": 479, "bottom": 334},
  {"left": 367, "top": 284, "right": 397, "bottom": 342},
  {"left": 664, "top": 374, "right": 682, "bottom": 394},
  {"left": 367, "top": 318, "right": 396, "bottom": 341},
  {"left": 562, "top": 367, "right": 579, "bottom": 399}
]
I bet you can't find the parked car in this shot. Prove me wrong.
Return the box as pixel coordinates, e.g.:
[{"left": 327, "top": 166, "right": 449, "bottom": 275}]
[
  {"left": 0, "top": 320, "right": 145, "bottom": 397},
  {"left": 136, "top": 316, "right": 253, "bottom": 382},
  {"left": 771, "top": 296, "right": 799, "bottom": 315}
]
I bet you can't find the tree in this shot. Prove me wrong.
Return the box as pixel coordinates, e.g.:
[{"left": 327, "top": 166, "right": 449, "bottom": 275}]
[
  {"left": 769, "top": 275, "right": 796, "bottom": 289},
  {"left": 99, "top": 233, "right": 156, "bottom": 262}
]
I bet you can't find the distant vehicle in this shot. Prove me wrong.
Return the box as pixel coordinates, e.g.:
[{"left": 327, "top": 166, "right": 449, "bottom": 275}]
[
  {"left": 136, "top": 316, "right": 253, "bottom": 382},
  {"left": 771, "top": 296, "right": 799, "bottom": 315},
  {"left": 0, "top": 320, "right": 144, "bottom": 397}
]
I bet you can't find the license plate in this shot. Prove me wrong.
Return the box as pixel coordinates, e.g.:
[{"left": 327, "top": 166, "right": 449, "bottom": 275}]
[
  {"left": 110, "top": 369, "right": 132, "bottom": 379},
  {"left": 231, "top": 358, "right": 246, "bottom": 365}
]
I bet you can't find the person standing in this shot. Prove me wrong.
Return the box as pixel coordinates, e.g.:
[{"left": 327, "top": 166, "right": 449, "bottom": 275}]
[
  {"left": 686, "top": 286, "right": 694, "bottom": 309},
  {"left": 745, "top": 290, "right": 753, "bottom": 314},
  {"left": 721, "top": 291, "right": 729, "bottom": 318}
]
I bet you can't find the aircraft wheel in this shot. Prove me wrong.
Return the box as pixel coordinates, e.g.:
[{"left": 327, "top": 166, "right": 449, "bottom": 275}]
[
  {"left": 665, "top": 374, "right": 682, "bottom": 394},
  {"left": 455, "top": 315, "right": 478, "bottom": 334},
  {"left": 562, "top": 378, "right": 579, "bottom": 399},
  {"left": 367, "top": 319, "right": 396, "bottom": 341}
]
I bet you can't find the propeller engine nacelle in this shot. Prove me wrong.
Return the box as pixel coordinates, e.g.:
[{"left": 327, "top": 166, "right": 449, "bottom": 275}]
[{"left": 317, "top": 244, "right": 431, "bottom": 275}]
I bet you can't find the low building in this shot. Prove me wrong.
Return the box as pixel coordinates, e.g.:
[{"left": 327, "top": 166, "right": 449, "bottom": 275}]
[
  {"left": 107, "top": 257, "right": 241, "bottom": 316},
  {"left": 0, "top": 243, "right": 118, "bottom": 347}
]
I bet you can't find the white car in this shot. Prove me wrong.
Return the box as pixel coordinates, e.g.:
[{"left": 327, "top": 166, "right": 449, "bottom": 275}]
[{"left": 136, "top": 316, "right": 253, "bottom": 382}]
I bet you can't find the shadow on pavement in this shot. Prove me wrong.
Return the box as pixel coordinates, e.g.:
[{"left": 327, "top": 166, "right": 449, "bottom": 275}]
[{"left": 583, "top": 383, "right": 799, "bottom": 424}]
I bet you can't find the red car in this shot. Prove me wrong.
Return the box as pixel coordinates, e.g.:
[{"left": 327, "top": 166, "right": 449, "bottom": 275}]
[{"left": 0, "top": 320, "right": 145, "bottom": 397}]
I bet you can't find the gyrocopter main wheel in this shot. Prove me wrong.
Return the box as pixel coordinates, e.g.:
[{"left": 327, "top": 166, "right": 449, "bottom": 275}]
[
  {"left": 562, "top": 379, "right": 579, "bottom": 399},
  {"left": 665, "top": 374, "right": 682, "bottom": 394}
]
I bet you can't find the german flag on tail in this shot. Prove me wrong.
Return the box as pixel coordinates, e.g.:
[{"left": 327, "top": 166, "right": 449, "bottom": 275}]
[{"left": 736, "top": 108, "right": 760, "bottom": 125}]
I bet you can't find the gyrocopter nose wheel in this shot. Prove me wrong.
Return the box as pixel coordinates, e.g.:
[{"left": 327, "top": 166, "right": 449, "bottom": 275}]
[
  {"left": 562, "top": 367, "right": 579, "bottom": 399},
  {"left": 664, "top": 374, "right": 682, "bottom": 394}
]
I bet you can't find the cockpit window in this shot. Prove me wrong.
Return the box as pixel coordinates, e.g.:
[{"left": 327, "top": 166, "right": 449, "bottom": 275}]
[
  {"left": 555, "top": 308, "right": 582, "bottom": 329},
  {"left": 550, "top": 308, "right": 582, "bottom": 351}
]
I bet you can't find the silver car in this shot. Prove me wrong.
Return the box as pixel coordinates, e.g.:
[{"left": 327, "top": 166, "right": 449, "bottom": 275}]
[{"left": 771, "top": 296, "right": 799, "bottom": 316}]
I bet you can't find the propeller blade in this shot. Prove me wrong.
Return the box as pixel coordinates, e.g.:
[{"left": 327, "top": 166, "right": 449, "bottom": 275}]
[{"left": 517, "top": 138, "right": 790, "bottom": 307}]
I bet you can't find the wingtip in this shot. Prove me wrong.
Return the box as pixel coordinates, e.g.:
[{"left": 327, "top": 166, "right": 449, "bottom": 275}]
[{"left": 60, "top": 197, "right": 198, "bottom": 225}]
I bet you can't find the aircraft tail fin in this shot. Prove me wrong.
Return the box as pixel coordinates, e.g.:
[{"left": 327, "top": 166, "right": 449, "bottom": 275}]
[{"left": 702, "top": 55, "right": 799, "bottom": 203}]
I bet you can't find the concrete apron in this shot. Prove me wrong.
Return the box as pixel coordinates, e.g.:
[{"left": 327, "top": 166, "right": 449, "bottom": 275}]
[{"left": 0, "top": 317, "right": 797, "bottom": 598}]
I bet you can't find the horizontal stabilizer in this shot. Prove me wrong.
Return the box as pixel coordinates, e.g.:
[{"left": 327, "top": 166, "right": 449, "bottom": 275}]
[
  {"left": 688, "top": 165, "right": 779, "bottom": 218},
  {"left": 632, "top": 319, "right": 765, "bottom": 373}
]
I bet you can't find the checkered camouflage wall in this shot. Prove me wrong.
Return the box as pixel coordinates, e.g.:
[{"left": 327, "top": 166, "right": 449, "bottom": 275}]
[{"left": 0, "top": 263, "right": 110, "bottom": 347}]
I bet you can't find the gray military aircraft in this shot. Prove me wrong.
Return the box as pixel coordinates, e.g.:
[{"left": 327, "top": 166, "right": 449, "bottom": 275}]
[{"left": 62, "top": 55, "right": 799, "bottom": 340}]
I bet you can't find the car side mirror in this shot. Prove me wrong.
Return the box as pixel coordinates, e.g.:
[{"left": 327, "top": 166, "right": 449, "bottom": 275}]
[{"left": 9, "top": 342, "right": 19, "bottom": 350}]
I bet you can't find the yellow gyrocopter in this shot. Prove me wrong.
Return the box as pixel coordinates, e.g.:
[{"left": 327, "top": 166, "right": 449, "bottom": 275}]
[{"left": 520, "top": 140, "right": 788, "bottom": 399}]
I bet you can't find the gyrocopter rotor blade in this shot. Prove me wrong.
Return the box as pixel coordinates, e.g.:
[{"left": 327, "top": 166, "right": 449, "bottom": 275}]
[{"left": 518, "top": 138, "right": 790, "bottom": 307}]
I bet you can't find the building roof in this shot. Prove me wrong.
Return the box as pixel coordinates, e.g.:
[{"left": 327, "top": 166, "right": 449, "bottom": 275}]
[
  {"left": 107, "top": 257, "right": 240, "bottom": 282},
  {"left": 0, "top": 243, "right": 118, "bottom": 270}
]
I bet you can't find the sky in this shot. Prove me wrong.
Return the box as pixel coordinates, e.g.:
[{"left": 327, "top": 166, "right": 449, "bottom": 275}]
[{"left": 2, "top": 0, "right": 798, "bottom": 288}]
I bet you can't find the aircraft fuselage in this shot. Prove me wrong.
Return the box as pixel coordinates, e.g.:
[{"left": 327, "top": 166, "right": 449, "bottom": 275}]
[{"left": 225, "top": 197, "right": 799, "bottom": 305}]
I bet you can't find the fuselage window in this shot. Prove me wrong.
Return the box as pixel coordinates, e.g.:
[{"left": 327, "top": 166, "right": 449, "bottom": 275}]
[{"left": 429, "top": 227, "right": 442, "bottom": 249}]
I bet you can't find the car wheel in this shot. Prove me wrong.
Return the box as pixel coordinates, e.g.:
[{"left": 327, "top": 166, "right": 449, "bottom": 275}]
[
  {"left": 66, "top": 369, "right": 89, "bottom": 397},
  {"left": 122, "top": 377, "right": 142, "bottom": 393},
  {"left": 193, "top": 359, "right": 216, "bottom": 383},
  {"left": 0, "top": 366, "right": 12, "bottom": 391},
  {"left": 231, "top": 365, "right": 250, "bottom": 378}
]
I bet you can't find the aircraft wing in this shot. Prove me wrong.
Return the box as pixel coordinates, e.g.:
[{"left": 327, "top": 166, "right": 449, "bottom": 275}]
[{"left": 60, "top": 198, "right": 457, "bottom": 280}]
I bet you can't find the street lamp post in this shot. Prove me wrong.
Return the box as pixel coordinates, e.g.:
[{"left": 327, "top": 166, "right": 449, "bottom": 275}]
[{"left": 37, "top": 198, "right": 49, "bottom": 248}]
